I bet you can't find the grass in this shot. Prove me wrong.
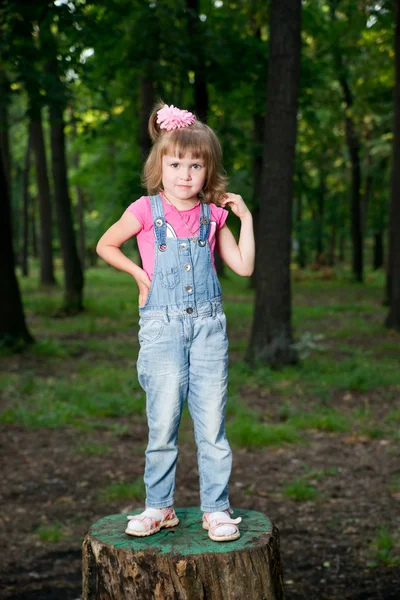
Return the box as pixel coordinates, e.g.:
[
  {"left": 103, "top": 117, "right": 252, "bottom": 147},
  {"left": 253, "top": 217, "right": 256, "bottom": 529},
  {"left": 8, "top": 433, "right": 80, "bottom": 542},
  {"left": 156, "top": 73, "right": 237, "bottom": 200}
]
[
  {"left": 2, "top": 263, "right": 399, "bottom": 447},
  {"left": 34, "top": 522, "right": 66, "bottom": 543},
  {"left": 1, "top": 366, "right": 145, "bottom": 428},
  {"left": 283, "top": 479, "right": 320, "bottom": 502},
  {"left": 98, "top": 478, "right": 146, "bottom": 504},
  {"left": 227, "top": 415, "right": 301, "bottom": 448},
  {"left": 369, "top": 525, "right": 400, "bottom": 567},
  {"left": 388, "top": 475, "right": 400, "bottom": 495},
  {"left": 75, "top": 441, "right": 111, "bottom": 455}
]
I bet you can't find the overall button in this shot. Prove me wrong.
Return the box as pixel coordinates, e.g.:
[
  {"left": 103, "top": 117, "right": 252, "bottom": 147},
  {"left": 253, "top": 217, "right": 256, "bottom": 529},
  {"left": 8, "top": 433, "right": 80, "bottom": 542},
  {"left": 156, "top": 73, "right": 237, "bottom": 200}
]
[
  {"left": 155, "top": 218, "right": 163, "bottom": 227},
  {"left": 185, "top": 285, "right": 193, "bottom": 293},
  {"left": 186, "top": 307, "right": 193, "bottom": 314},
  {"left": 198, "top": 240, "right": 206, "bottom": 247},
  {"left": 180, "top": 243, "right": 187, "bottom": 250},
  {"left": 184, "top": 264, "right": 191, "bottom": 271}
]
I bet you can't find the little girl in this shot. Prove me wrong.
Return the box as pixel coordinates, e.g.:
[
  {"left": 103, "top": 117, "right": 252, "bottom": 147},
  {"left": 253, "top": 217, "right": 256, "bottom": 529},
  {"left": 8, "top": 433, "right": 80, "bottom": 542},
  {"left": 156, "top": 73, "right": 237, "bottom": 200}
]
[{"left": 97, "top": 103, "right": 255, "bottom": 542}]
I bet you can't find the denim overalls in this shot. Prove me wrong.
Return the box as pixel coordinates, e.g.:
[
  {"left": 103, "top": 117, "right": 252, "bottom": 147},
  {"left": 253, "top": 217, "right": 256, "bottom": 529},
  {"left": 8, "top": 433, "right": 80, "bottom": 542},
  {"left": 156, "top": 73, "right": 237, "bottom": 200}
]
[{"left": 137, "top": 194, "right": 232, "bottom": 513}]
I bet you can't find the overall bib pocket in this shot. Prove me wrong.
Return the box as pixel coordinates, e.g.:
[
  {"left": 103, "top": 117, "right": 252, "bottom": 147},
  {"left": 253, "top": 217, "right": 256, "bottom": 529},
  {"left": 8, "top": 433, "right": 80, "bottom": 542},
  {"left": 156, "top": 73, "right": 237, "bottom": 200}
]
[{"left": 159, "top": 267, "right": 180, "bottom": 290}]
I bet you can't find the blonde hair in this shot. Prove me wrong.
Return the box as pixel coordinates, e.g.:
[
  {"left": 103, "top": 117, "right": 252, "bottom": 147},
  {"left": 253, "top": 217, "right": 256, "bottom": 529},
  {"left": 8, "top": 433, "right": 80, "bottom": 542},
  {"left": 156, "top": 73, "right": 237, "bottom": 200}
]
[{"left": 142, "top": 102, "right": 227, "bottom": 205}]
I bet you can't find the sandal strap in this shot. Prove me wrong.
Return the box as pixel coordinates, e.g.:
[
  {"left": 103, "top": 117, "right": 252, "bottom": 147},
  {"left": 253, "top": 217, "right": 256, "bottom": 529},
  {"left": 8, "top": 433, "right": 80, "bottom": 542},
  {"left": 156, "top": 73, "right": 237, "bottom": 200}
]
[
  {"left": 204, "top": 510, "right": 242, "bottom": 536},
  {"left": 209, "top": 516, "right": 242, "bottom": 527},
  {"left": 127, "top": 508, "right": 168, "bottom": 531}
]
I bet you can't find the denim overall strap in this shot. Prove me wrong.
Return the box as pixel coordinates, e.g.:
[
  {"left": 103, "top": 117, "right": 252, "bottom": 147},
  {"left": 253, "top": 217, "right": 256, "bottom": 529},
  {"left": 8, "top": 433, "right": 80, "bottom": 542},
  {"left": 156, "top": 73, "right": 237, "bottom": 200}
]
[
  {"left": 198, "top": 202, "right": 211, "bottom": 246},
  {"left": 149, "top": 194, "right": 166, "bottom": 247}
]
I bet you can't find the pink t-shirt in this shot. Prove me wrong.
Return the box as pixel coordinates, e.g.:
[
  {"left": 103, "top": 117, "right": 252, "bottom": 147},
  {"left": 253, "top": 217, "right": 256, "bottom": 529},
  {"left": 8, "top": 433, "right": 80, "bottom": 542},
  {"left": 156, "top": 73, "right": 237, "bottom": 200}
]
[{"left": 126, "top": 195, "right": 228, "bottom": 279}]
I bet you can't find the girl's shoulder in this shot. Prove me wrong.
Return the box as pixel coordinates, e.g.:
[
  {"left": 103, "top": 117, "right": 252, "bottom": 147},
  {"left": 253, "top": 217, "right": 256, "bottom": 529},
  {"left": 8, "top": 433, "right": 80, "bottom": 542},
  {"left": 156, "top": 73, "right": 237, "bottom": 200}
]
[{"left": 126, "top": 196, "right": 152, "bottom": 229}]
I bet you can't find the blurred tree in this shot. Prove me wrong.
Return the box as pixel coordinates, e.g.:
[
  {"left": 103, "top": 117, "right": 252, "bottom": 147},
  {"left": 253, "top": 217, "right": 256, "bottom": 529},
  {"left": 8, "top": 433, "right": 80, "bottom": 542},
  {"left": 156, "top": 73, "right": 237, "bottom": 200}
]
[
  {"left": 385, "top": 0, "right": 400, "bottom": 330},
  {"left": 0, "top": 113, "right": 33, "bottom": 346},
  {"left": 330, "top": 0, "right": 364, "bottom": 282},
  {"left": 247, "top": 0, "right": 302, "bottom": 367}
]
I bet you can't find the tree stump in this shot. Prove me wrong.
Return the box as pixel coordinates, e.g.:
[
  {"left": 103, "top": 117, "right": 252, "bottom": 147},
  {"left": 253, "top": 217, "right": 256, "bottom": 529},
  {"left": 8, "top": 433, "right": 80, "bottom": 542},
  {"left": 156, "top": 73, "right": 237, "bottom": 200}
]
[{"left": 82, "top": 507, "right": 284, "bottom": 600}]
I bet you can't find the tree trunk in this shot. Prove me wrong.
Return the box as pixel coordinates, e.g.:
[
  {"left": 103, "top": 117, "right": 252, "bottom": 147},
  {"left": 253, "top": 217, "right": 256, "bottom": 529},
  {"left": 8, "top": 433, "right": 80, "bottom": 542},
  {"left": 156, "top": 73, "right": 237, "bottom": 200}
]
[
  {"left": 373, "top": 230, "right": 384, "bottom": 271},
  {"left": 82, "top": 508, "right": 284, "bottom": 600},
  {"left": 31, "top": 195, "right": 38, "bottom": 259},
  {"left": 296, "top": 192, "right": 306, "bottom": 269},
  {"left": 362, "top": 155, "right": 373, "bottom": 235},
  {"left": 29, "top": 112, "right": 56, "bottom": 285},
  {"left": 250, "top": 113, "right": 264, "bottom": 287},
  {"left": 186, "top": 0, "right": 209, "bottom": 122},
  {"left": 338, "top": 232, "right": 345, "bottom": 262},
  {"left": 246, "top": 0, "right": 302, "bottom": 367},
  {"left": 71, "top": 117, "right": 86, "bottom": 269},
  {"left": 49, "top": 96, "right": 84, "bottom": 313},
  {"left": 21, "top": 130, "right": 32, "bottom": 277},
  {"left": 327, "top": 225, "right": 337, "bottom": 267},
  {"left": 331, "top": 0, "right": 363, "bottom": 282},
  {"left": 385, "top": 0, "right": 400, "bottom": 329},
  {"left": 0, "top": 132, "right": 34, "bottom": 347},
  {"left": 315, "top": 171, "right": 326, "bottom": 263},
  {"left": 139, "top": 75, "right": 155, "bottom": 159},
  {"left": 0, "top": 73, "right": 11, "bottom": 194}
]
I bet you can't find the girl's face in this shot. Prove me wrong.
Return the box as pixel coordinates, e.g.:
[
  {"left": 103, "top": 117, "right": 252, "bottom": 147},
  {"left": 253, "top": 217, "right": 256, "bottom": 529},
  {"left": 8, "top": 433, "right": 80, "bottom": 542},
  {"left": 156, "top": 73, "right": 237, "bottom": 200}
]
[{"left": 161, "top": 152, "right": 207, "bottom": 207}]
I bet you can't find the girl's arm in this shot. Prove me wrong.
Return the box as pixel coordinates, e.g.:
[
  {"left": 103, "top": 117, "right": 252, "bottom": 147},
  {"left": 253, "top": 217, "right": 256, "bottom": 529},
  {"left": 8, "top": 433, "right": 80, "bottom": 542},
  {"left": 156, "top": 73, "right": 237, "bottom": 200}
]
[
  {"left": 216, "top": 193, "right": 255, "bottom": 277},
  {"left": 96, "top": 211, "right": 151, "bottom": 306}
]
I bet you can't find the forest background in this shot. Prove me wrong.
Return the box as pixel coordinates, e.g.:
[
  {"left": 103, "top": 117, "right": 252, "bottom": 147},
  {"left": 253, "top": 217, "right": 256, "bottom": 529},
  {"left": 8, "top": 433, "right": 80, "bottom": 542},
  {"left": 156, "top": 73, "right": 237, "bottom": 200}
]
[{"left": 1, "top": 0, "right": 400, "bottom": 599}]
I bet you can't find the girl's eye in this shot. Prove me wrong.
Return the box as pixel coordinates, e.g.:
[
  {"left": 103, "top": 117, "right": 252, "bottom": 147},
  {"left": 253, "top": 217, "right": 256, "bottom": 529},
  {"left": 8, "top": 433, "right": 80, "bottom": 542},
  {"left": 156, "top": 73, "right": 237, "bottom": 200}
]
[
  {"left": 171, "top": 163, "right": 179, "bottom": 168},
  {"left": 192, "top": 164, "right": 202, "bottom": 170}
]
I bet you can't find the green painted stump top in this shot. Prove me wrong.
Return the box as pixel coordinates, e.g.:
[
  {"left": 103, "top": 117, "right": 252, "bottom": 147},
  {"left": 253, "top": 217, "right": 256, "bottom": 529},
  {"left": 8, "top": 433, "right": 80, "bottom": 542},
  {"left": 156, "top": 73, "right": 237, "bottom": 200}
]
[{"left": 89, "top": 508, "right": 273, "bottom": 556}]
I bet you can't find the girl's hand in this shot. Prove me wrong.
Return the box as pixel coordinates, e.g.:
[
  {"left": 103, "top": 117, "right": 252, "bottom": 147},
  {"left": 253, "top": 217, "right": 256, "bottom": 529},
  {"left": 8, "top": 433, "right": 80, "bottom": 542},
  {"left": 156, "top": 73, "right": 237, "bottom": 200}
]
[
  {"left": 219, "top": 193, "right": 251, "bottom": 219},
  {"left": 136, "top": 272, "right": 151, "bottom": 308}
]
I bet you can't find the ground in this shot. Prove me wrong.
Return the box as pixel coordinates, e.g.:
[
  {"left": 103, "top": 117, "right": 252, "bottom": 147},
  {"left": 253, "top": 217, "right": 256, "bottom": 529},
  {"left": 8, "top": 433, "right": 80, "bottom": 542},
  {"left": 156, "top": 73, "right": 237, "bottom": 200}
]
[{"left": 1, "top": 268, "right": 400, "bottom": 599}]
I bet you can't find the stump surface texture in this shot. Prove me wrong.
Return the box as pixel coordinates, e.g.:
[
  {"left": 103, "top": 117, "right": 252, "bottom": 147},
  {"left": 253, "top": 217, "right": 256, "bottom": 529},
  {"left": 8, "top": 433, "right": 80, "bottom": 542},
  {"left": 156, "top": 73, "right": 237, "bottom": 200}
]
[{"left": 82, "top": 507, "right": 284, "bottom": 600}]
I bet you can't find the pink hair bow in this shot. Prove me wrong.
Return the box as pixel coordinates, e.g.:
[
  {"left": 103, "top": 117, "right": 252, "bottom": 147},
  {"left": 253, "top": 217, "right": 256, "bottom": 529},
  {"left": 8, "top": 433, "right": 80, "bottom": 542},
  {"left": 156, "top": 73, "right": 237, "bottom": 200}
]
[{"left": 156, "top": 104, "right": 196, "bottom": 131}]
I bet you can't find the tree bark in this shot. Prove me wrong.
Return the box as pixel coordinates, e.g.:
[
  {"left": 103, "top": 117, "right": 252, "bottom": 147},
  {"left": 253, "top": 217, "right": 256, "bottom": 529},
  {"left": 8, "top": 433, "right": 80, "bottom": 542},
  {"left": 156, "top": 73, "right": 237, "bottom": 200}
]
[
  {"left": 82, "top": 508, "right": 284, "bottom": 600},
  {"left": 373, "top": 230, "right": 384, "bottom": 271},
  {"left": 296, "top": 192, "right": 306, "bottom": 269},
  {"left": 0, "top": 131, "right": 34, "bottom": 347},
  {"left": 29, "top": 111, "right": 56, "bottom": 285},
  {"left": 315, "top": 171, "right": 326, "bottom": 263},
  {"left": 21, "top": 130, "right": 32, "bottom": 277},
  {"left": 139, "top": 75, "right": 155, "bottom": 159},
  {"left": 246, "top": 0, "right": 302, "bottom": 367},
  {"left": 327, "top": 225, "right": 337, "bottom": 267},
  {"left": 71, "top": 117, "right": 86, "bottom": 269},
  {"left": 385, "top": 0, "right": 400, "bottom": 329},
  {"left": 250, "top": 113, "right": 264, "bottom": 286},
  {"left": 330, "top": 0, "right": 363, "bottom": 282},
  {"left": 31, "top": 195, "right": 38, "bottom": 259},
  {"left": 186, "top": 0, "right": 209, "bottom": 122},
  {"left": 49, "top": 95, "right": 84, "bottom": 313},
  {"left": 0, "top": 73, "right": 11, "bottom": 194}
]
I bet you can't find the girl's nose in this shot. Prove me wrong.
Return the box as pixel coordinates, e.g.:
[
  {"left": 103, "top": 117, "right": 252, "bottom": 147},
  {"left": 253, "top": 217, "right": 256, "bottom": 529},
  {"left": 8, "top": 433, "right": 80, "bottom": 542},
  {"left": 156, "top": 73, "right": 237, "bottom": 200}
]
[{"left": 180, "top": 169, "right": 191, "bottom": 181}]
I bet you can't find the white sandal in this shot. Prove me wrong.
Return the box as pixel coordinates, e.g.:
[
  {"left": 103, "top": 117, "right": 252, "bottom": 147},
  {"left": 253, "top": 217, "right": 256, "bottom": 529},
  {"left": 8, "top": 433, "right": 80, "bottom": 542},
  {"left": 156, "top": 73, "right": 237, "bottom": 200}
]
[
  {"left": 125, "top": 507, "right": 179, "bottom": 537},
  {"left": 202, "top": 509, "right": 242, "bottom": 542}
]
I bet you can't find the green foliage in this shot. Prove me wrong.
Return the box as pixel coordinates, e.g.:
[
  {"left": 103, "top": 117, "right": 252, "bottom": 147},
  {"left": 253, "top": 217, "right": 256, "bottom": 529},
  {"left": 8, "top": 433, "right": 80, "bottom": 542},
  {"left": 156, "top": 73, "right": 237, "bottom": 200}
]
[{"left": 4, "top": 0, "right": 396, "bottom": 265}]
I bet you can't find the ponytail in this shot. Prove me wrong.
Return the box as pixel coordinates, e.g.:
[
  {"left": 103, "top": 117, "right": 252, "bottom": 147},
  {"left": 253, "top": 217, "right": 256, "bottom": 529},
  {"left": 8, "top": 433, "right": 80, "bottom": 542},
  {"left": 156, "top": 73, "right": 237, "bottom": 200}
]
[{"left": 148, "top": 100, "right": 166, "bottom": 142}]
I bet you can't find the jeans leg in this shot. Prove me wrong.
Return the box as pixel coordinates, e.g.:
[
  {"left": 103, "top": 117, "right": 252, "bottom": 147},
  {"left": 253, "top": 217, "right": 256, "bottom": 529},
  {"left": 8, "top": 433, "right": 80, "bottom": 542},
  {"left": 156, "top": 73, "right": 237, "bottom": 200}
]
[
  {"left": 137, "top": 318, "right": 188, "bottom": 508},
  {"left": 188, "top": 313, "right": 232, "bottom": 512}
]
